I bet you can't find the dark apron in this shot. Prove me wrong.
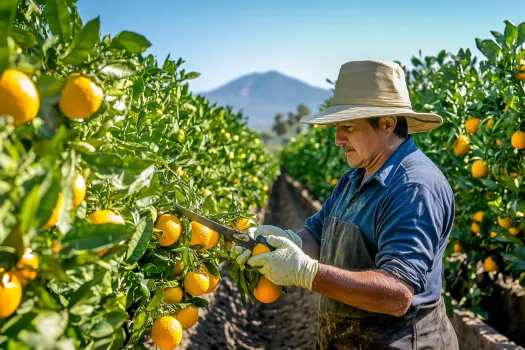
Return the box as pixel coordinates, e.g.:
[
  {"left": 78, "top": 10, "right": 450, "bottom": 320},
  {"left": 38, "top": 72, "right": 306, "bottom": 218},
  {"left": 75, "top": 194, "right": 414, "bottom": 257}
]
[{"left": 317, "top": 216, "right": 459, "bottom": 350}]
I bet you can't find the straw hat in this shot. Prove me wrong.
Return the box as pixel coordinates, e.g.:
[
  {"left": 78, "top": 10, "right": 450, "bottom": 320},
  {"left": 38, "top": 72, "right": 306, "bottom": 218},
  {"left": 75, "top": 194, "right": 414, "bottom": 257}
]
[{"left": 300, "top": 60, "right": 443, "bottom": 133}]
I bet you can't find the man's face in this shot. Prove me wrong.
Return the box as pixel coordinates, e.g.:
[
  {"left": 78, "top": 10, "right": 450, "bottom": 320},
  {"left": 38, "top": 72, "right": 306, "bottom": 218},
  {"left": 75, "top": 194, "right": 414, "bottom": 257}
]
[{"left": 334, "top": 118, "right": 386, "bottom": 168}]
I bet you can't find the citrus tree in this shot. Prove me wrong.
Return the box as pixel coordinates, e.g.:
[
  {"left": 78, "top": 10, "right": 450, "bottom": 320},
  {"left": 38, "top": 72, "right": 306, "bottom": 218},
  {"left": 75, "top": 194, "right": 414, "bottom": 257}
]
[
  {"left": 0, "top": 1, "right": 280, "bottom": 349},
  {"left": 281, "top": 20, "right": 525, "bottom": 319}
]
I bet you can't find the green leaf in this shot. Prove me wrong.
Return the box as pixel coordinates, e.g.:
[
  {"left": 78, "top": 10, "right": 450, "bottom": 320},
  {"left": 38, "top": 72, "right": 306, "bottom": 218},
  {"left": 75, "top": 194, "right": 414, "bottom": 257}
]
[
  {"left": 44, "top": 0, "right": 72, "bottom": 41},
  {"left": 127, "top": 165, "right": 155, "bottom": 196},
  {"left": 35, "top": 74, "right": 64, "bottom": 98},
  {"left": 32, "top": 311, "right": 68, "bottom": 340},
  {"left": 503, "top": 20, "right": 518, "bottom": 47},
  {"left": 184, "top": 71, "right": 201, "bottom": 80},
  {"left": 69, "top": 140, "right": 96, "bottom": 155},
  {"left": 204, "top": 261, "right": 220, "bottom": 277},
  {"left": 146, "top": 286, "right": 164, "bottom": 311},
  {"left": 62, "top": 221, "right": 134, "bottom": 253},
  {"left": 89, "top": 321, "right": 113, "bottom": 339},
  {"left": 475, "top": 38, "right": 501, "bottom": 62},
  {"left": 202, "top": 195, "right": 217, "bottom": 213},
  {"left": 56, "top": 153, "right": 75, "bottom": 234},
  {"left": 517, "top": 22, "right": 525, "bottom": 46},
  {"left": 105, "top": 310, "right": 128, "bottom": 331},
  {"left": 111, "top": 31, "right": 151, "bottom": 53},
  {"left": 11, "top": 26, "right": 37, "bottom": 48},
  {"left": 132, "top": 312, "right": 147, "bottom": 331},
  {"left": 0, "top": 0, "right": 16, "bottom": 74},
  {"left": 126, "top": 214, "right": 153, "bottom": 264},
  {"left": 62, "top": 16, "right": 100, "bottom": 65},
  {"left": 501, "top": 253, "right": 525, "bottom": 271},
  {"left": 99, "top": 62, "right": 136, "bottom": 79},
  {"left": 68, "top": 271, "right": 106, "bottom": 308}
]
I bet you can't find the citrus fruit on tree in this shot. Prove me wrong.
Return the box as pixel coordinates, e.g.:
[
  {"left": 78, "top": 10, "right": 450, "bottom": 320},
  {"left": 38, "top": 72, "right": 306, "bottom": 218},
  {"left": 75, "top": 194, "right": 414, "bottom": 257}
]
[
  {"left": 41, "top": 193, "right": 63, "bottom": 230},
  {"left": 0, "top": 272, "right": 22, "bottom": 319},
  {"left": 163, "top": 287, "right": 183, "bottom": 304},
  {"left": 87, "top": 210, "right": 125, "bottom": 225},
  {"left": 173, "top": 259, "right": 184, "bottom": 276},
  {"left": 72, "top": 173, "right": 87, "bottom": 207},
  {"left": 183, "top": 271, "right": 209, "bottom": 296},
  {"left": 189, "top": 221, "right": 213, "bottom": 249},
  {"left": 472, "top": 211, "right": 484, "bottom": 223},
  {"left": 515, "top": 65, "right": 525, "bottom": 81},
  {"left": 150, "top": 315, "right": 183, "bottom": 350},
  {"left": 511, "top": 131, "right": 525, "bottom": 149},
  {"left": 0, "top": 69, "right": 40, "bottom": 126},
  {"left": 58, "top": 73, "right": 103, "bottom": 119},
  {"left": 253, "top": 276, "right": 282, "bottom": 304},
  {"left": 497, "top": 216, "right": 513, "bottom": 229},
  {"left": 471, "top": 222, "right": 481, "bottom": 234},
  {"left": 176, "top": 305, "right": 199, "bottom": 329},
  {"left": 252, "top": 243, "right": 270, "bottom": 256},
  {"left": 201, "top": 264, "right": 220, "bottom": 294},
  {"left": 453, "top": 241, "right": 463, "bottom": 253},
  {"left": 471, "top": 159, "right": 489, "bottom": 178},
  {"left": 465, "top": 118, "right": 481, "bottom": 134},
  {"left": 233, "top": 218, "right": 256, "bottom": 232},
  {"left": 509, "top": 227, "right": 521, "bottom": 236},
  {"left": 453, "top": 135, "right": 470, "bottom": 155},
  {"left": 15, "top": 248, "right": 39, "bottom": 284},
  {"left": 154, "top": 214, "right": 182, "bottom": 246},
  {"left": 484, "top": 256, "right": 499, "bottom": 272},
  {"left": 204, "top": 230, "right": 219, "bottom": 249}
]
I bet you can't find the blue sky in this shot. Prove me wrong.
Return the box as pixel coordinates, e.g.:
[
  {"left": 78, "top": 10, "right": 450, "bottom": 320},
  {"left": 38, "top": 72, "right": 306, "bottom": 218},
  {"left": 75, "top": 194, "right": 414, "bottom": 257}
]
[{"left": 77, "top": 0, "right": 523, "bottom": 93}]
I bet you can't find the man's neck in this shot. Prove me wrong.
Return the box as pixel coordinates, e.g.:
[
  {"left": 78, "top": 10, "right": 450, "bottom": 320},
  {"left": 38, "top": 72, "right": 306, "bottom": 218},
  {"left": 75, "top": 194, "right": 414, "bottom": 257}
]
[{"left": 362, "top": 137, "right": 406, "bottom": 183}]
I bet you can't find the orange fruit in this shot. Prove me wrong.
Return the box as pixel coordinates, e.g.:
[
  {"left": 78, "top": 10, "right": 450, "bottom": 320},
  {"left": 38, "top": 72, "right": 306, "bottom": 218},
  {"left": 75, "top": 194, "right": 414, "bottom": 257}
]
[
  {"left": 163, "top": 287, "right": 183, "bottom": 304},
  {"left": 204, "top": 230, "right": 219, "bottom": 249},
  {"left": 88, "top": 209, "right": 125, "bottom": 225},
  {"left": 224, "top": 240, "right": 234, "bottom": 250},
  {"left": 189, "top": 221, "right": 214, "bottom": 249},
  {"left": 0, "top": 69, "right": 40, "bottom": 125},
  {"left": 59, "top": 73, "right": 103, "bottom": 119},
  {"left": 151, "top": 315, "right": 183, "bottom": 350},
  {"left": 154, "top": 214, "right": 182, "bottom": 247},
  {"left": 252, "top": 243, "right": 270, "bottom": 256},
  {"left": 465, "top": 118, "right": 481, "bottom": 134},
  {"left": 15, "top": 248, "right": 39, "bottom": 284},
  {"left": 453, "top": 135, "right": 470, "bottom": 155},
  {"left": 515, "top": 65, "right": 525, "bottom": 81},
  {"left": 511, "top": 131, "right": 525, "bottom": 150},
  {"left": 202, "top": 189, "right": 212, "bottom": 196},
  {"left": 173, "top": 259, "right": 184, "bottom": 276},
  {"left": 509, "top": 227, "right": 521, "bottom": 236},
  {"left": 183, "top": 271, "right": 209, "bottom": 296},
  {"left": 262, "top": 185, "right": 269, "bottom": 192},
  {"left": 490, "top": 232, "right": 498, "bottom": 238},
  {"left": 483, "top": 256, "right": 498, "bottom": 272},
  {"left": 330, "top": 178, "right": 338, "bottom": 186},
  {"left": 0, "top": 272, "right": 23, "bottom": 318},
  {"left": 471, "top": 222, "right": 481, "bottom": 234},
  {"left": 254, "top": 276, "right": 281, "bottom": 304},
  {"left": 453, "top": 241, "right": 462, "bottom": 253},
  {"left": 233, "top": 218, "right": 256, "bottom": 232},
  {"left": 496, "top": 139, "right": 504, "bottom": 146},
  {"left": 176, "top": 305, "right": 199, "bottom": 329},
  {"left": 497, "top": 216, "right": 513, "bottom": 229},
  {"left": 73, "top": 173, "right": 87, "bottom": 207},
  {"left": 42, "top": 193, "right": 63, "bottom": 230},
  {"left": 472, "top": 211, "right": 484, "bottom": 223},
  {"left": 201, "top": 264, "right": 219, "bottom": 294},
  {"left": 471, "top": 159, "right": 489, "bottom": 178},
  {"left": 486, "top": 118, "right": 494, "bottom": 128},
  {"left": 233, "top": 178, "right": 239, "bottom": 184}
]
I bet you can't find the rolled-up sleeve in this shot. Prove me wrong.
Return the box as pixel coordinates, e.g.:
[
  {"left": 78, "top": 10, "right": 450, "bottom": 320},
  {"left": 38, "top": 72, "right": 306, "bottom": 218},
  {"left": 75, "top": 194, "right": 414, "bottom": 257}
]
[{"left": 375, "top": 183, "right": 444, "bottom": 293}]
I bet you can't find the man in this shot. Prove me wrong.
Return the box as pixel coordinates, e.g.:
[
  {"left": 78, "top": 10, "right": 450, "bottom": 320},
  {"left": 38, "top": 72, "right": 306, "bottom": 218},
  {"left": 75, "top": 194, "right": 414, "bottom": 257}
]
[{"left": 233, "top": 60, "right": 459, "bottom": 349}]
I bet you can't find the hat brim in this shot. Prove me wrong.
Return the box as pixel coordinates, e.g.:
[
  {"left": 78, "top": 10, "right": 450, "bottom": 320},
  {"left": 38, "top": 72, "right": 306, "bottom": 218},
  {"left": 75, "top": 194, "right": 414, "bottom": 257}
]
[{"left": 300, "top": 104, "right": 443, "bottom": 133}]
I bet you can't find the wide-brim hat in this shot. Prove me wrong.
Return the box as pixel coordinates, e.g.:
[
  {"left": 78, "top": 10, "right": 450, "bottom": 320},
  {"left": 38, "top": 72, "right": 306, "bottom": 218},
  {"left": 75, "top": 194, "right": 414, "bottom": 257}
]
[{"left": 300, "top": 60, "right": 443, "bottom": 133}]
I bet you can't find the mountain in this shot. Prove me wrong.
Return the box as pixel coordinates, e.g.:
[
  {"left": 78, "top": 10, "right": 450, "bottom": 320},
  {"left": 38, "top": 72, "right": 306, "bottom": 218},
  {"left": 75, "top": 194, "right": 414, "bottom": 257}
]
[{"left": 198, "top": 71, "right": 332, "bottom": 131}]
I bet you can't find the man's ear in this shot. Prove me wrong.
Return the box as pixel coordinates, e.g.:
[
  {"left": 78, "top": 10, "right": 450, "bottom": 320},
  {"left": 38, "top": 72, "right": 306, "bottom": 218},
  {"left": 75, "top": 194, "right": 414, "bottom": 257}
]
[{"left": 379, "top": 116, "right": 397, "bottom": 133}]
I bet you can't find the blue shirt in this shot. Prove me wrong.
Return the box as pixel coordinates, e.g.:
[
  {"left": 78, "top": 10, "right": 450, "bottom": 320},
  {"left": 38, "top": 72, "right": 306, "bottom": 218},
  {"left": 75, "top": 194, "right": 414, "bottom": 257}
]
[{"left": 303, "top": 136, "right": 455, "bottom": 306}]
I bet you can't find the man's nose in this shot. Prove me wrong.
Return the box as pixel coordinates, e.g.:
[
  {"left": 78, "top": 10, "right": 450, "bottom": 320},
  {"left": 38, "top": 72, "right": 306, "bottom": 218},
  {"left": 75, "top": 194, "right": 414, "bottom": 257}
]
[{"left": 335, "top": 127, "right": 346, "bottom": 146}]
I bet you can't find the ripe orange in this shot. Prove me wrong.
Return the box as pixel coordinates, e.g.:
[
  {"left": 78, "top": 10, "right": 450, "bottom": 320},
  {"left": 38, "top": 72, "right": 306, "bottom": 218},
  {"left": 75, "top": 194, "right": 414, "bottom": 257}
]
[
  {"left": 87, "top": 209, "right": 125, "bottom": 225},
  {"left": 189, "top": 221, "right": 214, "bottom": 249},
  {"left": 252, "top": 243, "right": 270, "bottom": 256},
  {"left": 471, "top": 159, "right": 489, "bottom": 178},
  {"left": 73, "top": 173, "right": 87, "bottom": 207},
  {"left": 472, "top": 211, "right": 485, "bottom": 223},
  {"left": 511, "top": 131, "right": 525, "bottom": 149},
  {"left": 233, "top": 218, "right": 256, "bottom": 232},
  {"left": 0, "top": 69, "right": 40, "bottom": 125},
  {"left": 183, "top": 271, "right": 209, "bottom": 296},
  {"left": 151, "top": 315, "right": 183, "bottom": 350},
  {"left": 163, "top": 287, "right": 183, "bottom": 304},
  {"left": 483, "top": 256, "right": 498, "bottom": 272},
  {"left": 0, "top": 272, "right": 22, "bottom": 318},
  {"left": 262, "top": 185, "right": 269, "bottom": 192},
  {"left": 486, "top": 118, "right": 494, "bottom": 128},
  {"left": 224, "top": 240, "right": 234, "bottom": 250},
  {"left": 253, "top": 276, "right": 282, "bottom": 304},
  {"left": 465, "top": 118, "right": 481, "bottom": 134},
  {"left": 497, "top": 216, "right": 513, "bottom": 229},
  {"left": 201, "top": 264, "right": 219, "bottom": 294},
  {"left": 496, "top": 139, "right": 504, "bottom": 146},
  {"left": 508, "top": 227, "right": 521, "bottom": 236},
  {"left": 59, "top": 73, "right": 103, "bottom": 119},
  {"left": 173, "top": 259, "right": 184, "bottom": 276},
  {"left": 176, "top": 305, "right": 199, "bottom": 329},
  {"left": 204, "top": 230, "right": 219, "bottom": 250},
  {"left": 42, "top": 193, "right": 63, "bottom": 230},
  {"left": 471, "top": 222, "right": 481, "bottom": 234},
  {"left": 490, "top": 232, "right": 498, "bottom": 238},
  {"left": 453, "top": 135, "right": 470, "bottom": 155},
  {"left": 453, "top": 241, "right": 462, "bottom": 253},
  {"left": 514, "top": 65, "right": 525, "bottom": 81},
  {"left": 330, "top": 178, "right": 338, "bottom": 186},
  {"left": 154, "top": 214, "right": 182, "bottom": 246},
  {"left": 15, "top": 248, "right": 39, "bottom": 284}
]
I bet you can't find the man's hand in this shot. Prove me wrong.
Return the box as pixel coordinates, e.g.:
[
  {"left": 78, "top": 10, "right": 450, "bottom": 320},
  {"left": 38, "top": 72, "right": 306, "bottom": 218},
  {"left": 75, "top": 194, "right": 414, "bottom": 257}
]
[
  {"left": 229, "top": 227, "right": 255, "bottom": 266},
  {"left": 247, "top": 236, "right": 318, "bottom": 289},
  {"left": 252, "top": 225, "right": 303, "bottom": 248}
]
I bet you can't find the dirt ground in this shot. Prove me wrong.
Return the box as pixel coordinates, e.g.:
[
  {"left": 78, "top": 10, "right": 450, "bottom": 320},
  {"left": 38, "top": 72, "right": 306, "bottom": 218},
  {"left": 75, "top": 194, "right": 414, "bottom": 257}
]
[{"left": 177, "top": 174, "right": 320, "bottom": 349}]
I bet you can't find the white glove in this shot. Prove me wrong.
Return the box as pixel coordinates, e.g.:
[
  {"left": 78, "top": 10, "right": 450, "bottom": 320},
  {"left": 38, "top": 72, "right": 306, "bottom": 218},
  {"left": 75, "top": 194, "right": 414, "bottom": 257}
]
[
  {"left": 252, "top": 225, "right": 303, "bottom": 249},
  {"left": 229, "top": 227, "right": 256, "bottom": 267},
  {"left": 247, "top": 235, "right": 318, "bottom": 290}
]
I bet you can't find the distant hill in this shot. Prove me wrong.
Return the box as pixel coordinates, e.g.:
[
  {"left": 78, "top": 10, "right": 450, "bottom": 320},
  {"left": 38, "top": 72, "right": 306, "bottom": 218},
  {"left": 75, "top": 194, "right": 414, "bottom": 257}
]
[{"left": 198, "top": 71, "right": 332, "bottom": 131}]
